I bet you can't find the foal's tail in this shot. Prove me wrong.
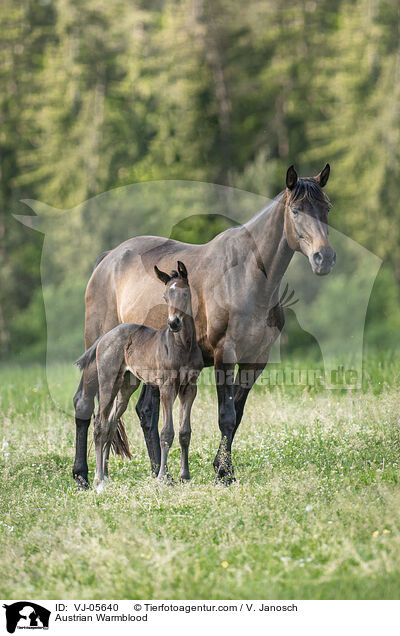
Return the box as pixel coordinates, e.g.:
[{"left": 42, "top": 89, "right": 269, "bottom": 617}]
[
  {"left": 111, "top": 418, "right": 132, "bottom": 460},
  {"left": 75, "top": 337, "right": 102, "bottom": 371},
  {"left": 75, "top": 336, "right": 132, "bottom": 460}
]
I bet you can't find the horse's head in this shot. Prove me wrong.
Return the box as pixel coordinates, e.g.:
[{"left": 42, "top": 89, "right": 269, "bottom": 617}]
[
  {"left": 154, "top": 260, "right": 191, "bottom": 332},
  {"left": 284, "top": 164, "right": 336, "bottom": 276}
]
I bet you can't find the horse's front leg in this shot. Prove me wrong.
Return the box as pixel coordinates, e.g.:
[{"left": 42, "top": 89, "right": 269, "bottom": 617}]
[
  {"left": 213, "top": 360, "right": 236, "bottom": 484},
  {"left": 232, "top": 363, "right": 266, "bottom": 440},
  {"left": 158, "top": 383, "right": 177, "bottom": 482},
  {"left": 178, "top": 382, "right": 197, "bottom": 482}
]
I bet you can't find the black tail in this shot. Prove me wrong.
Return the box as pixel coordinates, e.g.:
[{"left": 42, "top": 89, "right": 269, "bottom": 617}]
[
  {"left": 75, "top": 336, "right": 102, "bottom": 371},
  {"left": 75, "top": 333, "right": 132, "bottom": 460},
  {"left": 93, "top": 250, "right": 110, "bottom": 271},
  {"left": 111, "top": 418, "right": 132, "bottom": 459}
]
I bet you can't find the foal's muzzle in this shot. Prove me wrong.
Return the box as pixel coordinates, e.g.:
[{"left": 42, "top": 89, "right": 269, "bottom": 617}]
[
  {"left": 168, "top": 317, "right": 182, "bottom": 332},
  {"left": 311, "top": 246, "right": 336, "bottom": 276}
]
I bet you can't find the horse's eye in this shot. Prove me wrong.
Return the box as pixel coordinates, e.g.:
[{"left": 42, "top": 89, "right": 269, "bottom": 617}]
[{"left": 292, "top": 208, "right": 299, "bottom": 217}]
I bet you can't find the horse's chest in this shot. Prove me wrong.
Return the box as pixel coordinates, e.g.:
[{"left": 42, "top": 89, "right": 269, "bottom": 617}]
[{"left": 206, "top": 300, "right": 282, "bottom": 364}]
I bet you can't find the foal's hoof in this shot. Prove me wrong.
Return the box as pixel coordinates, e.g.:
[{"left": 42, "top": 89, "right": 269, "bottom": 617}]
[
  {"left": 93, "top": 479, "right": 108, "bottom": 494},
  {"left": 74, "top": 473, "right": 90, "bottom": 490},
  {"left": 157, "top": 473, "right": 175, "bottom": 486},
  {"left": 180, "top": 474, "right": 191, "bottom": 484}
]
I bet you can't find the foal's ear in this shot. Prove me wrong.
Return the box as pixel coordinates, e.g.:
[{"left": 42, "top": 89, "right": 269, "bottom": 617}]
[
  {"left": 316, "top": 163, "right": 330, "bottom": 187},
  {"left": 154, "top": 265, "right": 171, "bottom": 285},
  {"left": 286, "top": 165, "right": 298, "bottom": 190},
  {"left": 177, "top": 261, "right": 188, "bottom": 280}
]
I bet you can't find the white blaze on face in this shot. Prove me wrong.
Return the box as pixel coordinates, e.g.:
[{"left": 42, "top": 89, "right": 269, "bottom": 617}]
[{"left": 169, "top": 282, "right": 177, "bottom": 289}]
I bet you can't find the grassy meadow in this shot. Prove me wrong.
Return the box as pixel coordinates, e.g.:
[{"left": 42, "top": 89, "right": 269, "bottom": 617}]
[{"left": 0, "top": 355, "right": 400, "bottom": 600}]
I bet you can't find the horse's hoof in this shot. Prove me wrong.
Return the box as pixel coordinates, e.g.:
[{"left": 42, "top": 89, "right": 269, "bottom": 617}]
[
  {"left": 215, "top": 475, "right": 236, "bottom": 486},
  {"left": 214, "top": 466, "right": 236, "bottom": 486},
  {"left": 157, "top": 473, "right": 175, "bottom": 486},
  {"left": 74, "top": 473, "right": 90, "bottom": 490},
  {"left": 93, "top": 479, "right": 107, "bottom": 493},
  {"left": 180, "top": 475, "right": 191, "bottom": 484}
]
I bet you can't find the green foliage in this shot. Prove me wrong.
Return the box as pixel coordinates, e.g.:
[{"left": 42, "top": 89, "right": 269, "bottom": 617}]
[{"left": 1, "top": 0, "right": 399, "bottom": 361}]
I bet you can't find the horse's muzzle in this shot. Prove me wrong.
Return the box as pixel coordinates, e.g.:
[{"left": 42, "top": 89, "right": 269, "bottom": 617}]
[
  {"left": 311, "top": 246, "right": 336, "bottom": 275},
  {"left": 168, "top": 317, "right": 182, "bottom": 332}
]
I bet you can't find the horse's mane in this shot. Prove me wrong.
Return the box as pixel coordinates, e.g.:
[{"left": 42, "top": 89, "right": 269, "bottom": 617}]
[{"left": 289, "top": 178, "right": 329, "bottom": 206}]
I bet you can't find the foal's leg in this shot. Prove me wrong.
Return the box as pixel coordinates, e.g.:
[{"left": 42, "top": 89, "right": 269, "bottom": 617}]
[
  {"left": 136, "top": 384, "right": 161, "bottom": 476},
  {"left": 73, "top": 364, "right": 99, "bottom": 488},
  {"left": 103, "top": 373, "right": 140, "bottom": 479},
  {"left": 158, "top": 383, "right": 178, "bottom": 481},
  {"left": 93, "top": 411, "right": 107, "bottom": 492},
  {"left": 178, "top": 383, "right": 197, "bottom": 482},
  {"left": 94, "top": 383, "right": 121, "bottom": 492},
  {"left": 94, "top": 348, "right": 126, "bottom": 491}
]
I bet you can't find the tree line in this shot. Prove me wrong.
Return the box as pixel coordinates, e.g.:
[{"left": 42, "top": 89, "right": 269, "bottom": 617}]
[{"left": 1, "top": 0, "right": 399, "bottom": 360}]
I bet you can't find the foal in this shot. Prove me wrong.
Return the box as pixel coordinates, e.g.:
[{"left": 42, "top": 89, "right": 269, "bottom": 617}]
[{"left": 76, "top": 261, "right": 203, "bottom": 491}]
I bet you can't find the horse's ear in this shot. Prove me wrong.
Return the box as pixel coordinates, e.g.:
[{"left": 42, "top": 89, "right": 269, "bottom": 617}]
[
  {"left": 286, "top": 165, "right": 298, "bottom": 190},
  {"left": 154, "top": 265, "right": 171, "bottom": 285},
  {"left": 316, "top": 163, "right": 330, "bottom": 187},
  {"left": 177, "top": 261, "right": 188, "bottom": 280}
]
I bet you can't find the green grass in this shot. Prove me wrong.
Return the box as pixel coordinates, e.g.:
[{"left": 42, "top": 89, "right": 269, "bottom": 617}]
[{"left": 0, "top": 355, "right": 400, "bottom": 599}]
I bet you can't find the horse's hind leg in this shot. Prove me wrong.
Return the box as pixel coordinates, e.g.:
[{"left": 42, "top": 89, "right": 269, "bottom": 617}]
[
  {"left": 94, "top": 345, "right": 127, "bottom": 491},
  {"left": 158, "top": 383, "right": 177, "bottom": 482},
  {"left": 73, "top": 365, "right": 98, "bottom": 489},
  {"left": 136, "top": 384, "right": 161, "bottom": 476},
  {"left": 93, "top": 412, "right": 107, "bottom": 492},
  {"left": 178, "top": 383, "right": 197, "bottom": 482},
  {"left": 103, "top": 373, "right": 140, "bottom": 479}
]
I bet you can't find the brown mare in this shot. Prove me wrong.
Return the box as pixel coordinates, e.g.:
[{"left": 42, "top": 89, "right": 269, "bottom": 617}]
[
  {"left": 73, "top": 164, "right": 335, "bottom": 487},
  {"left": 76, "top": 261, "right": 203, "bottom": 491}
]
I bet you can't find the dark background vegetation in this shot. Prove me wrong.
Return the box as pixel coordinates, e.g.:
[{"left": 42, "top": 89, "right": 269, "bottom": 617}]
[{"left": 1, "top": 0, "right": 399, "bottom": 361}]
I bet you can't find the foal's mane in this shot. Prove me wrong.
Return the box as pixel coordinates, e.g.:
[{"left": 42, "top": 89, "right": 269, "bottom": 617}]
[{"left": 288, "top": 178, "right": 330, "bottom": 206}]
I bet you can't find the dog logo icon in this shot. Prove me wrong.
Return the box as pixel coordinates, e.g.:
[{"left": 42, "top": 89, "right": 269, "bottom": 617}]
[{"left": 3, "top": 602, "right": 50, "bottom": 633}]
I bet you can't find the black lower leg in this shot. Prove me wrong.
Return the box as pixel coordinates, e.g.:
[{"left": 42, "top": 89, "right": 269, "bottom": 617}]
[
  {"left": 149, "top": 386, "right": 161, "bottom": 474},
  {"left": 232, "top": 365, "right": 264, "bottom": 440},
  {"left": 214, "top": 364, "right": 236, "bottom": 484},
  {"left": 136, "top": 385, "right": 161, "bottom": 475},
  {"left": 232, "top": 386, "right": 250, "bottom": 439},
  {"left": 72, "top": 417, "right": 91, "bottom": 488}
]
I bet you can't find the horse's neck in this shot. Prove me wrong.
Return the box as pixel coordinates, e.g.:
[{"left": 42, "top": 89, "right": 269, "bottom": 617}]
[
  {"left": 242, "top": 192, "right": 294, "bottom": 299},
  {"left": 178, "top": 313, "right": 196, "bottom": 351},
  {"left": 169, "top": 309, "right": 196, "bottom": 352}
]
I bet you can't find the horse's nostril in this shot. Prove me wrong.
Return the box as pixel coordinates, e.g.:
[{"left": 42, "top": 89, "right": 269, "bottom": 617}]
[
  {"left": 313, "top": 251, "right": 323, "bottom": 266},
  {"left": 168, "top": 318, "right": 181, "bottom": 332}
]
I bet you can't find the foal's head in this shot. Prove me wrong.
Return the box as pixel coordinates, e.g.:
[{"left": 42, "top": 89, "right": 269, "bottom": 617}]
[
  {"left": 154, "top": 261, "right": 191, "bottom": 333},
  {"left": 284, "top": 164, "right": 336, "bottom": 276}
]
